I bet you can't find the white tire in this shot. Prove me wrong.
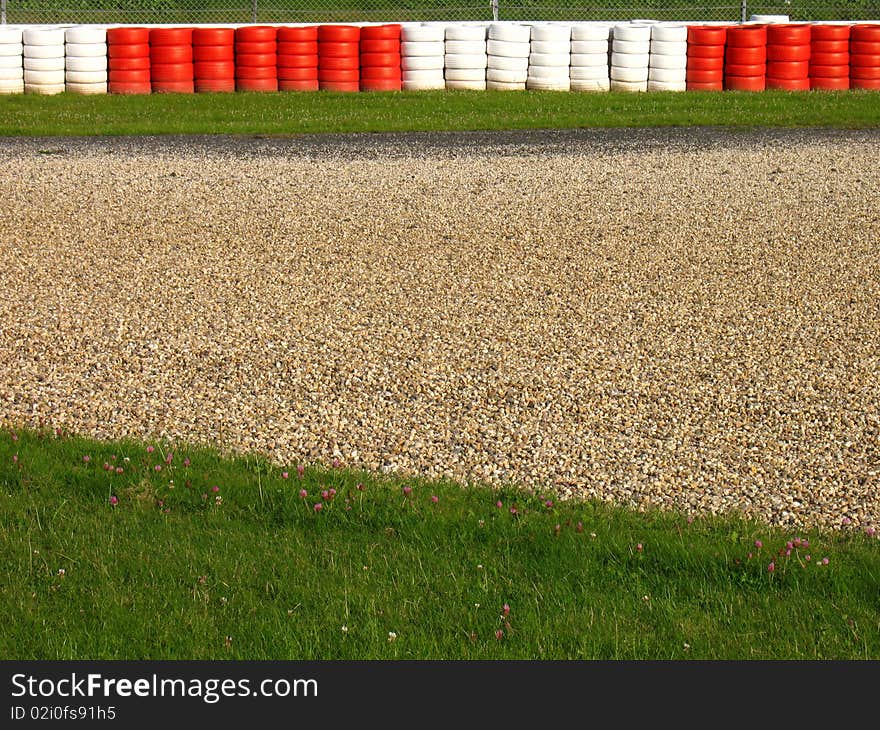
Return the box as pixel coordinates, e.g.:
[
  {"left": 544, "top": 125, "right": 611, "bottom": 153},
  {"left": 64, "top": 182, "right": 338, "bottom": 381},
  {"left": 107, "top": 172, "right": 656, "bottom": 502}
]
[
  {"left": 66, "top": 55, "right": 106, "bottom": 72},
  {"left": 488, "top": 55, "right": 528, "bottom": 71},
  {"left": 486, "top": 79, "right": 525, "bottom": 90},
  {"left": 401, "top": 26, "right": 444, "bottom": 43},
  {"left": 401, "top": 41, "right": 445, "bottom": 57},
  {"left": 445, "top": 40, "right": 485, "bottom": 55},
  {"left": 0, "top": 28, "right": 23, "bottom": 44},
  {"left": 612, "top": 39, "right": 650, "bottom": 54},
  {"left": 648, "top": 66, "right": 686, "bottom": 82},
  {"left": 530, "top": 25, "right": 571, "bottom": 43},
  {"left": 23, "top": 27, "right": 66, "bottom": 46},
  {"left": 0, "top": 43, "right": 24, "bottom": 57},
  {"left": 647, "top": 79, "right": 686, "bottom": 92},
  {"left": 0, "top": 80, "right": 24, "bottom": 94},
  {"left": 25, "top": 82, "right": 66, "bottom": 95},
  {"left": 402, "top": 79, "right": 445, "bottom": 90},
  {"left": 444, "top": 67, "right": 485, "bottom": 81},
  {"left": 24, "top": 68, "right": 65, "bottom": 85},
  {"left": 487, "top": 67, "right": 527, "bottom": 83},
  {"left": 530, "top": 40, "right": 569, "bottom": 55},
  {"left": 66, "top": 81, "right": 107, "bottom": 94},
  {"left": 527, "top": 65, "right": 570, "bottom": 80},
  {"left": 486, "top": 39, "right": 529, "bottom": 57},
  {"left": 488, "top": 24, "right": 531, "bottom": 44},
  {"left": 444, "top": 53, "right": 487, "bottom": 69},
  {"left": 571, "top": 78, "right": 610, "bottom": 91},
  {"left": 570, "top": 53, "right": 608, "bottom": 67},
  {"left": 570, "top": 40, "right": 608, "bottom": 54},
  {"left": 610, "top": 65, "right": 649, "bottom": 82},
  {"left": 650, "top": 40, "right": 686, "bottom": 56},
  {"left": 570, "top": 65, "right": 608, "bottom": 80},
  {"left": 24, "top": 45, "right": 65, "bottom": 59},
  {"left": 649, "top": 53, "right": 687, "bottom": 70},
  {"left": 402, "top": 69, "right": 444, "bottom": 82},
  {"left": 445, "top": 25, "right": 486, "bottom": 41},
  {"left": 610, "top": 79, "right": 647, "bottom": 92},
  {"left": 612, "top": 24, "right": 652, "bottom": 43},
  {"left": 401, "top": 55, "right": 443, "bottom": 71},
  {"left": 24, "top": 57, "right": 64, "bottom": 71},
  {"left": 570, "top": 24, "right": 611, "bottom": 42},
  {"left": 0, "top": 67, "right": 23, "bottom": 81},
  {"left": 66, "top": 69, "right": 107, "bottom": 83},
  {"left": 0, "top": 55, "right": 23, "bottom": 68},
  {"left": 526, "top": 77, "right": 570, "bottom": 91},
  {"left": 445, "top": 79, "right": 486, "bottom": 90},
  {"left": 651, "top": 24, "right": 688, "bottom": 42},
  {"left": 611, "top": 52, "right": 650, "bottom": 68},
  {"left": 65, "top": 26, "right": 106, "bottom": 44},
  {"left": 65, "top": 42, "right": 107, "bottom": 57},
  {"left": 529, "top": 52, "right": 569, "bottom": 67}
]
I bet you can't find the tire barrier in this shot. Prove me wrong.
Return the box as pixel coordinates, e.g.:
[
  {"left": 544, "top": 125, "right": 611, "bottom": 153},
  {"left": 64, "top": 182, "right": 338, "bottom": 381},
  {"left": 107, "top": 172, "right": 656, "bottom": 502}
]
[
  {"left": 277, "top": 25, "right": 318, "bottom": 92},
  {"left": 193, "top": 27, "right": 234, "bottom": 93},
  {"left": 23, "top": 27, "right": 65, "bottom": 95},
  {"left": 486, "top": 23, "right": 530, "bottom": 91},
  {"left": 724, "top": 23, "right": 767, "bottom": 91},
  {"left": 150, "top": 26, "right": 193, "bottom": 94},
  {"left": 810, "top": 23, "right": 849, "bottom": 90},
  {"left": 65, "top": 26, "right": 107, "bottom": 95},
  {"left": 766, "top": 23, "right": 811, "bottom": 91},
  {"left": 850, "top": 24, "right": 880, "bottom": 90},
  {"left": 611, "top": 23, "right": 651, "bottom": 92},
  {"left": 400, "top": 24, "right": 445, "bottom": 91},
  {"left": 359, "top": 24, "right": 401, "bottom": 92},
  {"left": 0, "top": 27, "right": 24, "bottom": 95},
  {"left": 235, "top": 25, "right": 277, "bottom": 92},
  {"left": 569, "top": 23, "right": 610, "bottom": 92},
  {"left": 107, "top": 27, "right": 151, "bottom": 95},
  {"left": 318, "top": 24, "right": 360, "bottom": 92},
  {"left": 686, "top": 25, "right": 726, "bottom": 91},
  {"left": 527, "top": 24, "right": 571, "bottom": 91},
  {"left": 648, "top": 24, "right": 687, "bottom": 92},
  {"left": 445, "top": 23, "right": 487, "bottom": 91}
]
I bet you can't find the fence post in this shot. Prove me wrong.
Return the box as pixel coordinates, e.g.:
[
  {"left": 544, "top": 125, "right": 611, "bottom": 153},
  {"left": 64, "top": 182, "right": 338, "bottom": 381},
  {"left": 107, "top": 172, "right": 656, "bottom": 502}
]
[
  {"left": 1, "top": 0, "right": 6, "bottom": 26},
  {"left": 252, "top": 0, "right": 258, "bottom": 23},
  {"left": 741, "top": 0, "right": 747, "bottom": 22},
  {"left": 492, "top": 0, "right": 499, "bottom": 22}
]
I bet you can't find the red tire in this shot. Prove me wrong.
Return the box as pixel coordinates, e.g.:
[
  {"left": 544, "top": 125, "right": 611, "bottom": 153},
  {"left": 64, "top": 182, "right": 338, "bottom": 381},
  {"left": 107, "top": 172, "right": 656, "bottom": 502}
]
[
  {"left": 766, "top": 61, "right": 809, "bottom": 79},
  {"left": 235, "top": 65, "right": 277, "bottom": 79},
  {"left": 726, "top": 25, "right": 767, "bottom": 48},
  {"left": 360, "top": 39, "right": 400, "bottom": 54},
  {"left": 107, "top": 27, "right": 150, "bottom": 45},
  {"left": 279, "top": 78, "right": 319, "bottom": 91},
  {"left": 195, "top": 78, "right": 236, "bottom": 93},
  {"left": 766, "top": 44, "right": 810, "bottom": 62},
  {"left": 724, "top": 63, "right": 766, "bottom": 77},
  {"left": 236, "top": 77, "right": 278, "bottom": 91},
  {"left": 361, "top": 78, "right": 402, "bottom": 91},
  {"left": 686, "top": 80, "right": 724, "bottom": 91},
  {"left": 319, "top": 81, "right": 360, "bottom": 92},
  {"left": 277, "top": 54, "right": 319, "bottom": 69},
  {"left": 811, "top": 40, "right": 849, "bottom": 53},
  {"left": 318, "top": 41, "right": 359, "bottom": 57},
  {"left": 851, "top": 25, "right": 880, "bottom": 43},
  {"left": 810, "top": 51, "right": 849, "bottom": 66},
  {"left": 193, "top": 45, "right": 234, "bottom": 62},
  {"left": 725, "top": 74, "right": 765, "bottom": 91},
  {"left": 235, "top": 26, "right": 276, "bottom": 43},
  {"left": 277, "top": 26, "right": 318, "bottom": 42},
  {"left": 109, "top": 56, "right": 150, "bottom": 71},
  {"left": 810, "top": 76, "right": 849, "bottom": 90},
  {"left": 108, "top": 81, "right": 151, "bottom": 94},
  {"left": 150, "top": 28, "right": 193, "bottom": 46},
  {"left": 767, "top": 24, "right": 811, "bottom": 45},
  {"left": 360, "top": 24, "right": 401, "bottom": 41},
  {"left": 851, "top": 78, "right": 880, "bottom": 89},
  {"left": 850, "top": 41, "right": 880, "bottom": 55},
  {"left": 150, "top": 63, "right": 193, "bottom": 82},
  {"left": 235, "top": 41, "right": 276, "bottom": 55},
  {"left": 318, "top": 55, "right": 360, "bottom": 70},
  {"left": 277, "top": 41, "right": 318, "bottom": 55},
  {"left": 725, "top": 46, "right": 767, "bottom": 65},
  {"left": 150, "top": 45, "right": 193, "bottom": 64},
  {"left": 152, "top": 80, "right": 194, "bottom": 93},
  {"left": 808, "top": 64, "right": 850, "bottom": 78},
  {"left": 687, "top": 26, "right": 727, "bottom": 45},
  {"left": 359, "top": 52, "right": 400, "bottom": 68},
  {"left": 686, "top": 68, "right": 723, "bottom": 83},
  {"left": 850, "top": 54, "right": 880, "bottom": 68},
  {"left": 192, "top": 28, "right": 234, "bottom": 46},
  {"left": 317, "top": 25, "right": 360, "bottom": 43},
  {"left": 360, "top": 66, "right": 401, "bottom": 80},
  {"left": 766, "top": 76, "right": 811, "bottom": 90},
  {"left": 685, "top": 56, "right": 724, "bottom": 71},
  {"left": 277, "top": 66, "right": 318, "bottom": 81},
  {"left": 687, "top": 43, "right": 725, "bottom": 59},
  {"left": 109, "top": 69, "right": 151, "bottom": 83},
  {"left": 235, "top": 53, "right": 277, "bottom": 68},
  {"left": 194, "top": 61, "right": 235, "bottom": 79},
  {"left": 317, "top": 68, "right": 359, "bottom": 82},
  {"left": 851, "top": 65, "right": 880, "bottom": 79},
  {"left": 108, "top": 43, "right": 150, "bottom": 58},
  {"left": 810, "top": 24, "right": 851, "bottom": 42}
]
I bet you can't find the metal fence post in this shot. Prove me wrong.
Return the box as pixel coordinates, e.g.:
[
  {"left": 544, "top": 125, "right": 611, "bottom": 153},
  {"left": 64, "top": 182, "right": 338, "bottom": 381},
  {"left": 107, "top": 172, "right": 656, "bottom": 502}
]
[
  {"left": 492, "top": 0, "right": 499, "bottom": 22},
  {"left": 1, "top": 0, "right": 6, "bottom": 26},
  {"left": 252, "top": 0, "right": 258, "bottom": 23},
  {"left": 741, "top": 0, "right": 747, "bottom": 22}
]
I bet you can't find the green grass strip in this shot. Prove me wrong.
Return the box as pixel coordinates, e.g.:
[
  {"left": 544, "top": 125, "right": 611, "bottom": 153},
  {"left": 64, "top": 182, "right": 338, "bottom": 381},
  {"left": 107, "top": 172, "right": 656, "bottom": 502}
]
[
  {"left": 1, "top": 428, "right": 878, "bottom": 660},
  {"left": 1, "top": 89, "right": 879, "bottom": 136}
]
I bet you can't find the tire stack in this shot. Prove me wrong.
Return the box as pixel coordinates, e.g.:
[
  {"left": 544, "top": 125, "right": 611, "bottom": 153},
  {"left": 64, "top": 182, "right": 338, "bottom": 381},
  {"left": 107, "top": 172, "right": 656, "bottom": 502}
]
[
  {"left": 359, "top": 24, "right": 401, "bottom": 91},
  {"left": 569, "top": 24, "right": 610, "bottom": 92},
  {"left": 277, "top": 26, "right": 319, "bottom": 92},
  {"left": 150, "top": 27, "right": 194, "bottom": 94},
  {"left": 23, "top": 27, "right": 66, "bottom": 95},
  {"left": 107, "top": 27, "right": 151, "bottom": 95},
  {"left": 0, "top": 27, "right": 24, "bottom": 95},
  {"left": 192, "top": 27, "right": 235, "bottom": 93},
  {"left": 686, "top": 25, "right": 726, "bottom": 91},
  {"left": 850, "top": 24, "right": 880, "bottom": 91},
  {"left": 400, "top": 24, "right": 445, "bottom": 91},
  {"left": 527, "top": 24, "right": 571, "bottom": 91},
  {"left": 317, "top": 25, "right": 360, "bottom": 92},
  {"left": 65, "top": 26, "right": 107, "bottom": 95},
  {"left": 647, "top": 24, "right": 687, "bottom": 91},
  {"left": 724, "top": 24, "right": 767, "bottom": 91},
  {"left": 444, "top": 24, "right": 487, "bottom": 91},
  {"left": 486, "top": 23, "right": 529, "bottom": 90},
  {"left": 809, "top": 24, "right": 850, "bottom": 91},
  {"left": 610, "top": 23, "right": 651, "bottom": 92},
  {"left": 235, "top": 26, "right": 277, "bottom": 92},
  {"left": 766, "top": 23, "right": 811, "bottom": 90}
]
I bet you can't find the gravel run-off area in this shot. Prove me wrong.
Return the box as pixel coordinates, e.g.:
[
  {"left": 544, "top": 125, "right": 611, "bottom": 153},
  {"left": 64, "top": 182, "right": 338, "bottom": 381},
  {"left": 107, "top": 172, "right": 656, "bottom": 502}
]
[{"left": 1, "top": 128, "right": 878, "bottom": 530}]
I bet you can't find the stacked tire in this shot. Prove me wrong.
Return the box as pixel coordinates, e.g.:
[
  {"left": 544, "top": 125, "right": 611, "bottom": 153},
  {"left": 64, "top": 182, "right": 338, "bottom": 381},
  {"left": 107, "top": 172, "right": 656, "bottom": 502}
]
[
  {"left": 23, "top": 27, "right": 65, "bottom": 95},
  {"left": 107, "top": 27, "right": 151, "bottom": 95},
  {"left": 192, "top": 27, "right": 234, "bottom": 93},
  {"left": 724, "top": 24, "right": 767, "bottom": 91},
  {"left": 445, "top": 24, "right": 487, "bottom": 90},
  {"left": 318, "top": 25, "right": 360, "bottom": 92},
  {"left": 766, "top": 23, "right": 811, "bottom": 90},
  {"left": 150, "top": 27, "right": 193, "bottom": 94},
  {"left": 400, "top": 24, "right": 445, "bottom": 91},
  {"left": 809, "top": 24, "right": 849, "bottom": 90},
  {"left": 569, "top": 24, "right": 610, "bottom": 92},
  {"left": 527, "top": 24, "right": 571, "bottom": 91},
  {"left": 686, "top": 25, "right": 726, "bottom": 91},
  {"left": 851, "top": 24, "right": 880, "bottom": 91},
  {"left": 65, "top": 26, "right": 107, "bottom": 95},
  {"left": 360, "top": 24, "right": 401, "bottom": 91},
  {"left": 648, "top": 24, "right": 687, "bottom": 91},
  {"left": 0, "top": 27, "right": 24, "bottom": 95},
  {"left": 235, "top": 26, "right": 277, "bottom": 92},
  {"left": 610, "top": 23, "right": 651, "bottom": 92},
  {"left": 486, "top": 23, "right": 530, "bottom": 90},
  {"left": 277, "top": 26, "right": 318, "bottom": 92}
]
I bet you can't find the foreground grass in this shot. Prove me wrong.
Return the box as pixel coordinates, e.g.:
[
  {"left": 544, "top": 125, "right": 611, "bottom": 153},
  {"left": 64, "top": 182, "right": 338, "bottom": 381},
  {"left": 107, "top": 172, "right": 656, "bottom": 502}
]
[
  {"left": 1, "top": 428, "right": 878, "bottom": 660},
  {"left": 1, "top": 89, "right": 879, "bottom": 137}
]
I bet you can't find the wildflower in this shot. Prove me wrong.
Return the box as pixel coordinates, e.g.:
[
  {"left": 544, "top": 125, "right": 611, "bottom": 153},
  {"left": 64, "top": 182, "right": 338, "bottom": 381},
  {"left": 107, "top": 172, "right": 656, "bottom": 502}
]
[
  {"left": 545, "top": 499, "right": 553, "bottom": 508},
  {"left": 198, "top": 575, "right": 207, "bottom": 585},
  {"left": 321, "top": 490, "right": 329, "bottom": 501},
  {"left": 554, "top": 524, "right": 561, "bottom": 535},
  {"left": 183, "top": 458, "right": 190, "bottom": 467},
  {"left": 755, "top": 540, "right": 763, "bottom": 549},
  {"left": 431, "top": 495, "right": 439, "bottom": 504},
  {"left": 576, "top": 522, "right": 583, "bottom": 533},
  {"left": 109, "top": 495, "right": 118, "bottom": 506},
  {"left": 842, "top": 517, "right": 852, "bottom": 526},
  {"left": 57, "top": 569, "right": 65, "bottom": 577},
  {"left": 686, "top": 516, "right": 694, "bottom": 524},
  {"left": 154, "top": 464, "right": 162, "bottom": 472},
  {"left": 496, "top": 500, "right": 503, "bottom": 509},
  {"left": 103, "top": 462, "right": 110, "bottom": 471},
  {"left": 805, "top": 555, "right": 811, "bottom": 561},
  {"left": 299, "top": 489, "right": 308, "bottom": 499},
  {"left": 328, "top": 488, "right": 337, "bottom": 498},
  {"left": 341, "top": 625, "right": 348, "bottom": 633},
  {"left": 83, "top": 455, "right": 91, "bottom": 463},
  {"left": 403, "top": 486, "right": 412, "bottom": 496},
  {"left": 282, "top": 471, "right": 289, "bottom": 479},
  {"left": 387, "top": 632, "right": 397, "bottom": 642},
  {"left": 314, "top": 503, "right": 323, "bottom": 512},
  {"left": 768, "top": 562, "right": 775, "bottom": 573},
  {"left": 636, "top": 543, "right": 643, "bottom": 552},
  {"left": 866, "top": 527, "right": 877, "bottom": 537},
  {"left": 509, "top": 506, "right": 517, "bottom": 516},
  {"left": 821, "top": 557, "right": 829, "bottom": 565},
  {"left": 786, "top": 541, "right": 793, "bottom": 551},
  {"left": 495, "top": 630, "right": 504, "bottom": 640},
  {"left": 786, "top": 549, "right": 792, "bottom": 556},
  {"left": 212, "top": 485, "right": 219, "bottom": 493},
  {"left": 147, "top": 446, "right": 154, "bottom": 454},
  {"left": 356, "top": 482, "right": 364, "bottom": 491},
  {"left": 793, "top": 537, "right": 802, "bottom": 547},
  {"left": 165, "top": 452, "right": 173, "bottom": 465},
  {"left": 297, "top": 465, "right": 305, "bottom": 478},
  {"left": 590, "top": 532, "right": 597, "bottom": 538},
  {"left": 332, "top": 458, "right": 341, "bottom": 468},
  {"left": 214, "top": 496, "right": 222, "bottom": 506},
  {"left": 115, "top": 467, "right": 123, "bottom": 474},
  {"left": 224, "top": 636, "right": 232, "bottom": 649},
  {"left": 502, "top": 603, "right": 510, "bottom": 616},
  {"left": 201, "top": 493, "right": 208, "bottom": 500}
]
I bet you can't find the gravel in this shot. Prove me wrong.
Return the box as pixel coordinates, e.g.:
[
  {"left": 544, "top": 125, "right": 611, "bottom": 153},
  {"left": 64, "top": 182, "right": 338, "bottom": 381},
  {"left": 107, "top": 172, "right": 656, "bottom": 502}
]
[{"left": 1, "top": 128, "right": 878, "bottom": 530}]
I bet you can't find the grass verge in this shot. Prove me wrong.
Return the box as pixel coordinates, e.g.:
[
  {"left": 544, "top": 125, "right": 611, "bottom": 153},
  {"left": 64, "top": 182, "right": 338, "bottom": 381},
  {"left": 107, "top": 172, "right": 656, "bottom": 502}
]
[
  {"left": 1, "top": 427, "right": 878, "bottom": 659},
  {"left": 1, "top": 89, "right": 879, "bottom": 136}
]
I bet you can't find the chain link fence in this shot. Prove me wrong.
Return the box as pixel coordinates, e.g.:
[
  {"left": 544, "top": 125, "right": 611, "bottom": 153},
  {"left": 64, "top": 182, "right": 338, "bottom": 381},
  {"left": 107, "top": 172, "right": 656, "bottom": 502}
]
[{"left": 2, "top": 0, "right": 879, "bottom": 25}]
